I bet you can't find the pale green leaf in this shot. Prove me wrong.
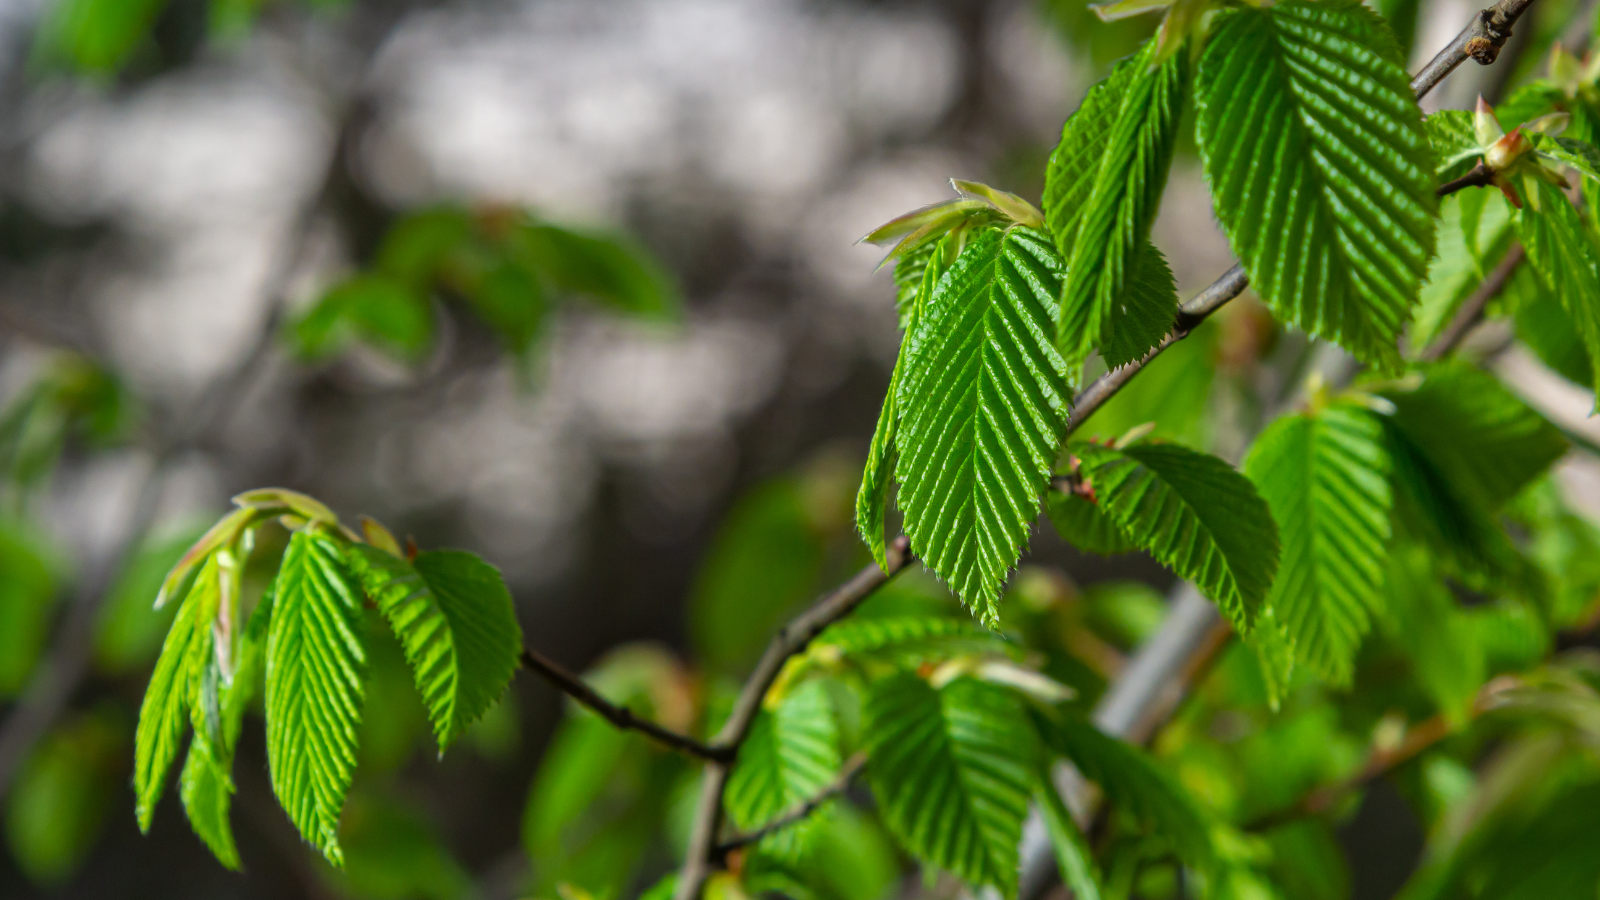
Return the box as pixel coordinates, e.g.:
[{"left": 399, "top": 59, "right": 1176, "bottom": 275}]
[
  {"left": 1196, "top": 0, "right": 1436, "bottom": 369},
  {"left": 865, "top": 673, "right": 1038, "bottom": 896},
  {"left": 894, "top": 227, "right": 1071, "bottom": 622},
  {"left": 265, "top": 529, "right": 368, "bottom": 866},
  {"left": 1242, "top": 400, "right": 1392, "bottom": 685},
  {"left": 1055, "top": 38, "right": 1188, "bottom": 369},
  {"left": 1071, "top": 441, "right": 1279, "bottom": 631},
  {"left": 1424, "top": 109, "right": 1482, "bottom": 180},
  {"left": 1409, "top": 190, "right": 1514, "bottom": 352},
  {"left": 1519, "top": 180, "right": 1600, "bottom": 408},
  {"left": 726, "top": 679, "right": 841, "bottom": 855}
]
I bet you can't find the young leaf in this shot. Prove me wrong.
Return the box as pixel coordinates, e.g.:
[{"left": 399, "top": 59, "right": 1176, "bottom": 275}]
[
  {"left": 865, "top": 673, "right": 1038, "bottom": 897},
  {"left": 179, "top": 584, "right": 272, "bottom": 869},
  {"left": 858, "top": 239, "right": 951, "bottom": 570},
  {"left": 1243, "top": 400, "right": 1392, "bottom": 685},
  {"left": 1195, "top": 0, "right": 1436, "bottom": 369},
  {"left": 812, "top": 615, "right": 1005, "bottom": 661},
  {"left": 1070, "top": 441, "right": 1278, "bottom": 631},
  {"left": 894, "top": 227, "right": 1071, "bottom": 623},
  {"left": 1036, "top": 713, "right": 1214, "bottom": 870},
  {"left": 346, "top": 545, "right": 521, "bottom": 752},
  {"left": 1043, "top": 48, "right": 1141, "bottom": 255},
  {"left": 411, "top": 551, "right": 525, "bottom": 744},
  {"left": 1518, "top": 180, "right": 1600, "bottom": 408},
  {"left": 1055, "top": 38, "right": 1188, "bottom": 369},
  {"left": 725, "top": 680, "right": 841, "bottom": 854},
  {"left": 265, "top": 529, "right": 368, "bottom": 866},
  {"left": 1425, "top": 109, "right": 1482, "bottom": 180},
  {"left": 134, "top": 556, "right": 219, "bottom": 832}
]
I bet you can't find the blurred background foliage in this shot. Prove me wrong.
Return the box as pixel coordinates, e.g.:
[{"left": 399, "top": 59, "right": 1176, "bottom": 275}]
[{"left": 4, "top": 0, "right": 1600, "bottom": 899}]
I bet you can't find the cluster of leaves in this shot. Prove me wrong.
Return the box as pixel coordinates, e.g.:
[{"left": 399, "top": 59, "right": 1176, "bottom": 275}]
[
  {"left": 288, "top": 205, "right": 678, "bottom": 372},
  {"left": 132, "top": 488, "right": 522, "bottom": 869}
]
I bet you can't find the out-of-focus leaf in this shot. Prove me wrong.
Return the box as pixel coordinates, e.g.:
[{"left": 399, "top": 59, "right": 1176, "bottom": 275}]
[
  {"left": 743, "top": 804, "right": 900, "bottom": 900},
  {"left": 515, "top": 223, "right": 680, "bottom": 320},
  {"left": 1381, "top": 545, "right": 1483, "bottom": 724},
  {"left": 0, "top": 521, "right": 59, "bottom": 697},
  {"left": 376, "top": 208, "right": 475, "bottom": 285},
  {"left": 5, "top": 710, "right": 125, "bottom": 886},
  {"left": 31, "top": 0, "right": 167, "bottom": 74},
  {"left": 1410, "top": 191, "right": 1514, "bottom": 353},
  {"left": 336, "top": 792, "right": 477, "bottom": 900},
  {"left": 1047, "top": 487, "right": 1138, "bottom": 556},
  {"left": 290, "top": 274, "right": 434, "bottom": 364},
  {"left": 461, "top": 260, "right": 547, "bottom": 360},
  {"left": 1075, "top": 321, "right": 1217, "bottom": 449},
  {"left": 1519, "top": 180, "right": 1600, "bottom": 409}
]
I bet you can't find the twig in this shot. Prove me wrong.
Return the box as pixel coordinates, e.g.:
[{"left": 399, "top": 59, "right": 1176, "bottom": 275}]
[
  {"left": 1420, "top": 243, "right": 1525, "bottom": 362},
  {"left": 673, "top": 536, "right": 913, "bottom": 900},
  {"left": 517, "top": 647, "right": 728, "bottom": 762},
  {"left": 712, "top": 752, "right": 868, "bottom": 861},
  {"left": 1436, "top": 162, "right": 1497, "bottom": 197}
]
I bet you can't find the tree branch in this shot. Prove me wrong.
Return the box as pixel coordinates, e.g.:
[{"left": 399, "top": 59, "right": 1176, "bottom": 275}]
[
  {"left": 1420, "top": 243, "right": 1525, "bottom": 362},
  {"left": 712, "top": 752, "right": 868, "bottom": 861},
  {"left": 673, "top": 535, "right": 914, "bottom": 900},
  {"left": 517, "top": 646, "right": 729, "bottom": 762}
]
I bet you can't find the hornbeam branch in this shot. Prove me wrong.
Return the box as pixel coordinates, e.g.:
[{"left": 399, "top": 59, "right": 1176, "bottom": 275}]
[
  {"left": 673, "top": 536, "right": 913, "bottom": 900},
  {"left": 712, "top": 752, "right": 868, "bottom": 861},
  {"left": 517, "top": 648, "right": 729, "bottom": 762},
  {"left": 1421, "top": 242, "right": 1525, "bottom": 362}
]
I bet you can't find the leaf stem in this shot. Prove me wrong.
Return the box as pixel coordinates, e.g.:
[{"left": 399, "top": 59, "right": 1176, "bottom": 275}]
[
  {"left": 517, "top": 647, "right": 730, "bottom": 762},
  {"left": 673, "top": 536, "right": 914, "bottom": 900}
]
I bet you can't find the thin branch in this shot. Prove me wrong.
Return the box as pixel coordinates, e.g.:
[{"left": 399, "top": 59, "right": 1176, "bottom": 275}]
[
  {"left": 712, "top": 752, "right": 868, "bottom": 861},
  {"left": 517, "top": 646, "right": 729, "bottom": 762},
  {"left": 1437, "top": 162, "right": 1497, "bottom": 197},
  {"left": 1420, "top": 243, "right": 1525, "bottom": 362},
  {"left": 673, "top": 536, "right": 914, "bottom": 900}
]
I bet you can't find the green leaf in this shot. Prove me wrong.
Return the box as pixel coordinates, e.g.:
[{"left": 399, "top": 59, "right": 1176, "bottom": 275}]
[
  {"left": 1047, "top": 487, "right": 1138, "bottom": 556},
  {"left": 411, "top": 551, "right": 524, "bottom": 744},
  {"left": 0, "top": 522, "right": 59, "bottom": 697},
  {"left": 1516, "top": 288, "right": 1594, "bottom": 387},
  {"left": 865, "top": 673, "right": 1038, "bottom": 896},
  {"left": 1242, "top": 399, "right": 1392, "bottom": 685},
  {"left": 1379, "top": 362, "right": 1567, "bottom": 510},
  {"left": 743, "top": 804, "right": 900, "bottom": 900},
  {"left": 1195, "top": 0, "right": 1436, "bottom": 368},
  {"left": 894, "top": 227, "right": 1071, "bottom": 622},
  {"left": 514, "top": 223, "right": 679, "bottom": 320},
  {"left": 1074, "top": 322, "right": 1218, "bottom": 449},
  {"left": 375, "top": 208, "right": 474, "bottom": 285},
  {"left": 814, "top": 615, "right": 1005, "bottom": 659},
  {"left": 179, "top": 584, "right": 271, "bottom": 869},
  {"left": 726, "top": 680, "right": 841, "bottom": 854},
  {"left": 463, "top": 259, "right": 547, "bottom": 360},
  {"left": 1054, "top": 38, "right": 1188, "bottom": 369},
  {"left": 1518, "top": 180, "right": 1600, "bottom": 408},
  {"left": 348, "top": 545, "right": 522, "bottom": 751},
  {"left": 1098, "top": 242, "right": 1179, "bottom": 369},
  {"left": 5, "top": 711, "right": 123, "bottom": 886},
  {"left": 31, "top": 0, "right": 165, "bottom": 74},
  {"left": 1382, "top": 545, "right": 1483, "bottom": 724},
  {"left": 265, "top": 528, "right": 368, "bottom": 866},
  {"left": 1071, "top": 441, "right": 1279, "bottom": 631},
  {"left": 1540, "top": 135, "right": 1600, "bottom": 186},
  {"left": 1044, "top": 48, "right": 1141, "bottom": 255},
  {"left": 1036, "top": 777, "right": 1104, "bottom": 900},
  {"left": 290, "top": 274, "right": 434, "bottom": 364},
  {"left": 858, "top": 240, "right": 951, "bottom": 570},
  {"left": 1409, "top": 190, "right": 1515, "bottom": 352},
  {"left": 1036, "top": 714, "right": 1214, "bottom": 870},
  {"left": 339, "top": 792, "right": 476, "bottom": 900},
  {"left": 134, "top": 556, "right": 219, "bottom": 833},
  {"left": 1424, "top": 110, "right": 1482, "bottom": 180}
]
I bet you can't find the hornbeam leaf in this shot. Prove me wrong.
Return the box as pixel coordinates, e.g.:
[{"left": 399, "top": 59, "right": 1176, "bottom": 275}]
[
  {"left": 1425, "top": 110, "right": 1482, "bottom": 180},
  {"left": 265, "top": 529, "right": 368, "bottom": 866},
  {"left": 1098, "top": 242, "right": 1179, "bottom": 369},
  {"left": 410, "top": 550, "right": 524, "bottom": 748},
  {"left": 866, "top": 673, "right": 1038, "bottom": 897},
  {"left": 179, "top": 584, "right": 272, "bottom": 869},
  {"left": 1518, "top": 180, "right": 1600, "bottom": 409},
  {"left": 1196, "top": 0, "right": 1436, "bottom": 369},
  {"left": 1071, "top": 441, "right": 1278, "bottom": 630},
  {"left": 1047, "top": 487, "right": 1139, "bottom": 556},
  {"left": 1409, "top": 190, "right": 1515, "bottom": 352},
  {"left": 1243, "top": 400, "right": 1392, "bottom": 685},
  {"left": 135, "top": 556, "right": 220, "bottom": 832},
  {"left": 894, "top": 227, "right": 1071, "bottom": 622},
  {"left": 725, "top": 679, "right": 841, "bottom": 856},
  {"left": 1055, "top": 38, "right": 1188, "bottom": 369},
  {"left": 857, "top": 238, "right": 952, "bottom": 570},
  {"left": 1044, "top": 51, "right": 1141, "bottom": 256}
]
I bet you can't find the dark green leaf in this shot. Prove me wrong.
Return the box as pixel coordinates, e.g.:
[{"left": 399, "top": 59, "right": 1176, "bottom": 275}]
[
  {"left": 515, "top": 223, "right": 679, "bottom": 320},
  {"left": 290, "top": 274, "right": 433, "bottom": 363}
]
